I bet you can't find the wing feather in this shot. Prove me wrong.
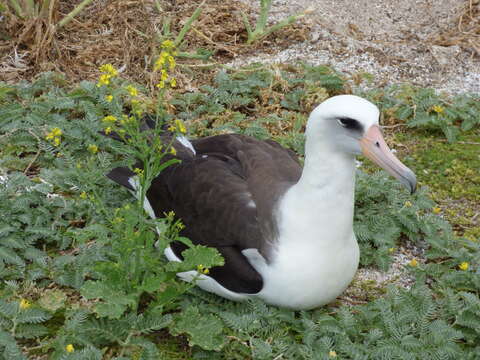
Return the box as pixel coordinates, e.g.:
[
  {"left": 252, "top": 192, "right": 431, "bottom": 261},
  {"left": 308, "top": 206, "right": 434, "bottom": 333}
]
[{"left": 108, "top": 134, "right": 302, "bottom": 294}]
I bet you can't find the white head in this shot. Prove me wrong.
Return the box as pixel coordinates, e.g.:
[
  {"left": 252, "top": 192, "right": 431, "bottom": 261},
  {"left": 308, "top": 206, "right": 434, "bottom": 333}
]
[{"left": 306, "top": 95, "right": 416, "bottom": 193}]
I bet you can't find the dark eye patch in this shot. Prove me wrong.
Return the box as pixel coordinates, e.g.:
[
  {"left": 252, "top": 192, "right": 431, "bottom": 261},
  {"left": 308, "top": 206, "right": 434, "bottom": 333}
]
[{"left": 337, "top": 117, "right": 363, "bottom": 132}]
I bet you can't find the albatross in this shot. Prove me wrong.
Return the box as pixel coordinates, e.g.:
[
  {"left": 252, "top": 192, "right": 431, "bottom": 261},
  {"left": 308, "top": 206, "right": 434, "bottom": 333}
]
[{"left": 107, "top": 95, "right": 416, "bottom": 310}]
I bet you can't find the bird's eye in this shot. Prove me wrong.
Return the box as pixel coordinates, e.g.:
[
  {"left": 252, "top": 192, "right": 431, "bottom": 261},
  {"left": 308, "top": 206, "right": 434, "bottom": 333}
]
[{"left": 337, "top": 117, "right": 361, "bottom": 131}]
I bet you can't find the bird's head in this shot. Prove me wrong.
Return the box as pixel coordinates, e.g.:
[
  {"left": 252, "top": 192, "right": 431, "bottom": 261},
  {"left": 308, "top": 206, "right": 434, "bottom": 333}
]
[{"left": 308, "top": 95, "right": 416, "bottom": 193}]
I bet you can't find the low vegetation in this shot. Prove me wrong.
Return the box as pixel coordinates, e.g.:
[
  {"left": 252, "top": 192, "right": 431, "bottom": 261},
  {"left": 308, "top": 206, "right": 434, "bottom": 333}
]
[
  {"left": 1, "top": 2, "right": 480, "bottom": 358},
  {"left": 0, "top": 59, "right": 478, "bottom": 359}
]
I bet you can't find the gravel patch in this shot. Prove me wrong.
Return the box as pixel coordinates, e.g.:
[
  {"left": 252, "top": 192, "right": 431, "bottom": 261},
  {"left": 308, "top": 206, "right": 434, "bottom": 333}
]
[{"left": 234, "top": 0, "right": 480, "bottom": 94}]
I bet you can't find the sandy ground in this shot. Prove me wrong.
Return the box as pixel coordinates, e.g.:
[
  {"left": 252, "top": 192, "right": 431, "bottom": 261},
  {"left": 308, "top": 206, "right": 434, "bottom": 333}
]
[{"left": 236, "top": 0, "right": 480, "bottom": 94}]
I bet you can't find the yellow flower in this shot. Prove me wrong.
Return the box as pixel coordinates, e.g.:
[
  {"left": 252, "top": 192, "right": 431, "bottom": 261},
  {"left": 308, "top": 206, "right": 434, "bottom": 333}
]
[
  {"left": 105, "top": 95, "right": 113, "bottom": 102},
  {"left": 432, "top": 105, "right": 445, "bottom": 114},
  {"left": 104, "top": 127, "right": 112, "bottom": 135},
  {"left": 174, "top": 119, "right": 186, "bottom": 134},
  {"left": 167, "top": 125, "right": 176, "bottom": 132},
  {"left": 99, "top": 64, "right": 118, "bottom": 77},
  {"left": 46, "top": 127, "right": 62, "bottom": 140},
  {"left": 130, "top": 99, "right": 140, "bottom": 109},
  {"left": 170, "top": 78, "right": 177, "bottom": 88},
  {"left": 102, "top": 115, "right": 117, "bottom": 124},
  {"left": 329, "top": 350, "right": 337, "bottom": 357},
  {"left": 170, "top": 146, "right": 177, "bottom": 156},
  {"left": 432, "top": 207, "right": 441, "bottom": 214},
  {"left": 154, "top": 60, "right": 163, "bottom": 72},
  {"left": 154, "top": 51, "right": 169, "bottom": 71},
  {"left": 197, "top": 264, "right": 209, "bottom": 275},
  {"left": 125, "top": 85, "right": 138, "bottom": 97},
  {"left": 404, "top": 201, "right": 412, "bottom": 208},
  {"left": 113, "top": 217, "right": 124, "bottom": 224},
  {"left": 459, "top": 262, "right": 469, "bottom": 271},
  {"left": 176, "top": 222, "right": 185, "bottom": 230},
  {"left": 133, "top": 167, "right": 144, "bottom": 175},
  {"left": 80, "top": 191, "right": 87, "bottom": 199},
  {"left": 388, "top": 247, "right": 395, "bottom": 253},
  {"left": 97, "top": 74, "right": 111, "bottom": 87},
  {"left": 409, "top": 258, "right": 418, "bottom": 267},
  {"left": 65, "top": 344, "right": 74, "bottom": 353},
  {"left": 87, "top": 144, "right": 98, "bottom": 154},
  {"left": 168, "top": 56, "right": 176, "bottom": 70},
  {"left": 156, "top": 81, "right": 165, "bottom": 89},
  {"left": 53, "top": 137, "right": 61, "bottom": 147},
  {"left": 161, "top": 69, "right": 168, "bottom": 81},
  {"left": 161, "top": 39, "right": 175, "bottom": 50},
  {"left": 19, "top": 298, "right": 31, "bottom": 310}
]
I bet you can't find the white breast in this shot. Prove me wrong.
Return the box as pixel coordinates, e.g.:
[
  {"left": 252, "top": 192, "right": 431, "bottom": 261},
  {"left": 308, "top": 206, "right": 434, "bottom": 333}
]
[{"left": 253, "top": 234, "right": 359, "bottom": 309}]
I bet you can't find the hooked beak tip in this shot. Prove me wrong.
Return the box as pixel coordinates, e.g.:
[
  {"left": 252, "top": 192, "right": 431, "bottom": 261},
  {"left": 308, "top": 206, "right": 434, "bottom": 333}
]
[
  {"left": 360, "top": 125, "right": 417, "bottom": 194},
  {"left": 405, "top": 172, "right": 417, "bottom": 194}
]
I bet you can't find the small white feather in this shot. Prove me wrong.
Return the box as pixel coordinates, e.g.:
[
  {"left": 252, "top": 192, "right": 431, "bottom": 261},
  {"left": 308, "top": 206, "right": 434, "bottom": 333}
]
[
  {"left": 164, "top": 247, "right": 249, "bottom": 301},
  {"left": 176, "top": 135, "right": 196, "bottom": 155}
]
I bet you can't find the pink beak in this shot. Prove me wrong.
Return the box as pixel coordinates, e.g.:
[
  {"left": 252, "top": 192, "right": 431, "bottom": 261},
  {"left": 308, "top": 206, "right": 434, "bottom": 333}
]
[{"left": 360, "top": 125, "right": 416, "bottom": 193}]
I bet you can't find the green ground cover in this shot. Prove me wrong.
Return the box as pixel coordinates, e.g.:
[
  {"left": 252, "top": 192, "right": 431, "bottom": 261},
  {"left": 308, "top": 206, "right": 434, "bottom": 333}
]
[{"left": 0, "top": 65, "right": 479, "bottom": 359}]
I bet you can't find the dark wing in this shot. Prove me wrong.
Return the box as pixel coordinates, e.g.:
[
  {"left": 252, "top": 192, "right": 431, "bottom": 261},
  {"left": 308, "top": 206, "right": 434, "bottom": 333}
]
[{"left": 108, "top": 134, "right": 302, "bottom": 294}]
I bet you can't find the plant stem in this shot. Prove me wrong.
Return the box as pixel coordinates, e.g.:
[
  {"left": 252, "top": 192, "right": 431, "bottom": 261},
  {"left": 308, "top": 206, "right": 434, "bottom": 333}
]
[
  {"left": 39, "top": 0, "right": 53, "bottom": 18},
  {"left": 154, "top": 0, "right": 162, "bottom": 13},
  {"left": 257, "top": 0, "right": 272, "bottom": 33},
  {"left": 8, "top": 0, "right": 24, "bottom": 18},
  {"left": 256, "top": 13, "right": 305, "bottom": 42},
  {"left": 244, "top": 0, "right": 307, "bottom": 44},
  {"left": 177, "top": 51, "right": 212, "bottom": 60},
  {"left": 57, "top": 0, "right": 95, "bottom": 28},
  {"left": 174, "top": 0, "right": 205, "bottom": 46},
  {"left": 240, "top": 11, "right": 253, "bottom": 38},
  {"left": 25, "top": 0, "right": 35, "bottom": 18}
]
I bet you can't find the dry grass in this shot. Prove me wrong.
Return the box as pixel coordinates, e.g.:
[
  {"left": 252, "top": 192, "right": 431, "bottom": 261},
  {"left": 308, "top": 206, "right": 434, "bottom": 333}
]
[
  {"left": 430, "top": 0, "right": 480, "bottom": 57},
  {"left": 0, "top": 0, "right": 309, "bottom": 85}
]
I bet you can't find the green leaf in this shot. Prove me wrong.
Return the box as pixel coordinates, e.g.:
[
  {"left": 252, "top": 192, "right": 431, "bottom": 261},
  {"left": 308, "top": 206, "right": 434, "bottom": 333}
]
[
  {"left": 94, "top": 303, "right": 128, "bottom": 320},
  {"left": 170, "top": 305, "right": 225, "bottom": 351},
  {"left": 0, "top": 247, "right": 25, "bottom": 266},
  {"left": 80, "top": 281, "right": 137, "bottom": 319},
  {"left": 38, "top": 289, "right": 67, "bottom": 312},
  {"left": 441, "top": 124, "right": 459, "bottom": 143},
  {"left": 16, "top": 308, "right": 51, "bottom": 324},
  {"left": 395, "top": 106, "right": 413, "bottom": 121},
  {"left": 165, "top": 245, "right": 224, "bottom": 273}
]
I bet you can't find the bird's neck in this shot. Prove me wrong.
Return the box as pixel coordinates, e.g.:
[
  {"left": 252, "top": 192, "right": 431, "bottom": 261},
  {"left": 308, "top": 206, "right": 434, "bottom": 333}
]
[{"left": 276, "top": 135, "right": 357, "bottom": 247}]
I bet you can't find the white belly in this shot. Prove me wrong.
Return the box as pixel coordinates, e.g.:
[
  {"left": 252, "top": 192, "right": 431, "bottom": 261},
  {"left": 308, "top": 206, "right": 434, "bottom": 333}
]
[
  {"left": 255, "top": 236, "right": 360, "bottom": 309},
  {"left": 164, "top": 236, "right": 359, "bottom": 310}
]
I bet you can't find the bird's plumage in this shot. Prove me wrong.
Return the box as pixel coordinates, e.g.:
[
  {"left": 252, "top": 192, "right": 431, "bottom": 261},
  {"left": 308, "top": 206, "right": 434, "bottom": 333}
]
[
  {"left": 106, "top": 95, "right": 416, "bottom": 310},
  {"left": 108, "top": 133, "right": 302, "bottom": 294}
]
